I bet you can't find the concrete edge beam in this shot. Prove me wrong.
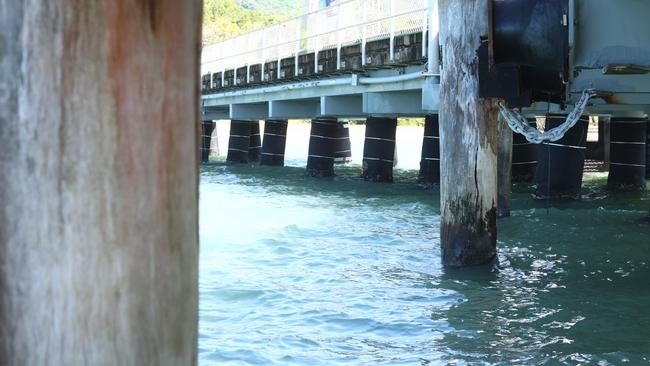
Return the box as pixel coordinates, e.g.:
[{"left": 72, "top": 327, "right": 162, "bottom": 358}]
[
  {"left": 230, "top": 102, "right": 269, "bottom": 120},
  {"left": 422, "top": 77, "right": 440, "bottom": 113},
  {"left": 363, "top": 90, "right": 423, "bottom": 117},
  {"left": 320, "top": 95, "right": 363, "bottom": 118},
  {"left": 201, "top": 107, "right": 229, "bottom": 121},
  {"left": 269, "top": 99, "right": 321, "bottom": 119}
]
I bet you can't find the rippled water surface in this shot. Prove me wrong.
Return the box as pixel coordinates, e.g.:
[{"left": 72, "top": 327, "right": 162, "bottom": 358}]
[{"left": 199, "top": 124, "right": 650, "bottom": 365}]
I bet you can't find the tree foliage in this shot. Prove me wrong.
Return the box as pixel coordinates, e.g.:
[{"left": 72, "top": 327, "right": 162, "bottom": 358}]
[
  {"left": 203, "top": 0, "right": 300, "bottom": 45},
  {"left": 239, "top": 0, "right": 301, "bottom": 14}
]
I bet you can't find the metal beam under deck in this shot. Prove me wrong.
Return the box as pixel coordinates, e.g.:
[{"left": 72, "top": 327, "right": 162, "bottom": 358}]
[
  {"left": 203, "top": 70, "right": 427, "bottom": 105},
  {"left": 201, "top": 67, "right": 441, "bottom": 119}
]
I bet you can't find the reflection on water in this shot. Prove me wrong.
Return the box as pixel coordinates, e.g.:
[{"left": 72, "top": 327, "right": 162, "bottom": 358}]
[{"left": 199, "top": 124, "right": 650, "bottom": 365}]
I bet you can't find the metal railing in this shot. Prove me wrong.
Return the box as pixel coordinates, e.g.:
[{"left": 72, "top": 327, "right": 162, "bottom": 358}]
[{"left": 201, "top": 0, "right": 432, "bottom": 79}]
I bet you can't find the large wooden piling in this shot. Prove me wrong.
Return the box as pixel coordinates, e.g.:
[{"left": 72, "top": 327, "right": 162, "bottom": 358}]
[
  {"left": 362, "top": 117, "right": 398, "bottom": 182},
  {"left": 534, "top": 115, "right": 588, "bottom": 199},
  {"left": 260, "top": 119, "right": 289, "bottom": 166},
  {"left": 227, "top": 120, "right": 254, "bottom": 163},
  {"left": 201, "top": 121, "right": 216, "bottom": 163},
  {"left": 418, "top": 114, "right": 441, "bottom": 187},
  {"left": 306, "top": 117, "right": 338, "bottom": 177},
  {"left": 0, "top": 1, "right": 201, "bottom": 365},
  {"left": 439, "top": 0, "right": 499, "bottom": 266},
  {"left": 607, "top": 117, "right": 647, "bottom": 191},
  {"left": 334, "top": 121, "right": 353, "bottom": 164},
  {"left": 511, "top": 117, "right": 538, "bottom": 181},
  {"left": 647, "top": 119, "right": 650, "bottom": 179},
  {"left": 249, "top": 120, "right": 262, "bottom": 162}
]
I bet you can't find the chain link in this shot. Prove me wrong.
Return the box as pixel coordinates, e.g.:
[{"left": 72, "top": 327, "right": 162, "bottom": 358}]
[{"left": 498, "top": 89, "right": 597, "bottom": 144}]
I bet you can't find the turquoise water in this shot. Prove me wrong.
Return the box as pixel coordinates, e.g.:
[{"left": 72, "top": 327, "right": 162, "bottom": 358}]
[{"left": 199, "top": 125, "right": 650, "bottom": 365}]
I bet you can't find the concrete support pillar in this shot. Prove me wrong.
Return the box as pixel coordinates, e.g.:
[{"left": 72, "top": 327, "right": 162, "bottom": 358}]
[
  {"left": 306, "top": 117, "right": 338, "bottom": 177},
  {"left": 418, "top": 114, "right": 440, "bottom": 187},
  {"left": 362, "top": 117, "right": 397, "bottom": 182},
  {"left": 0, "top": 1, "right": 200, "bottom": 364},
  {"left": 512, "top": 117, "right": 538, "bottom": 181},
  {"left": 201, "top": 120, "right": 216, "bottom": 163},
  {"left": 260, "top": 119, "right": 288, "bottom": 166},
  {"left": 534, "top": 115, "right": 588, "bottom": 199},
  {"left": 498, "top": 116, "right": 513, "bottom": 218},
  {"left": 334, "top": 121, "right": 353, "bottom": 164},
  {"left": 439, "top": 0, "right": 499, "bottom": 267},
  {"left": 607, "top": 117, "right": 647, "bottom": 191},
  {"left": 227, "top": 120, "right": 252, "bottom": 163}
]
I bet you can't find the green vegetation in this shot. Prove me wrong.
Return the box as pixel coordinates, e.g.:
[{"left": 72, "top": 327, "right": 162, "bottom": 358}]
[
  {"left": 238, "top": 0, "right": 301, "bottom": 14},
  {"left": 289, "top": 119, "right": 425, "bottom": 127},
  {"left": 397, "top": 118, "right": 425, "bottom": 127},
  {"left": 348, "top": 119, "right": 425, "bottom": 127},
  {"left": 201, "top": 0, "right": 425, "bottom": 131},
  {"left": 203, "top": 0, "right": 300, "bottom": 44}
]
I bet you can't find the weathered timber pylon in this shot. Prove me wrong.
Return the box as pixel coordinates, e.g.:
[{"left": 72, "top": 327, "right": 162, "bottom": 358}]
[
  {"left": 0, "top": 1, "right": 201, "bottom": 364},
  {"left": 438, "top": 0, "right": 500, "bottom": 266}
]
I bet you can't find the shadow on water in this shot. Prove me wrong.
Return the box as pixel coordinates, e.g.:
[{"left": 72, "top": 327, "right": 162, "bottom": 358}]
[
  {"left": 199, "top": 159, "right": 650, "bottom": 365},
  {"left": 201, "top": 160, "right": 439, "bottom": 212}
]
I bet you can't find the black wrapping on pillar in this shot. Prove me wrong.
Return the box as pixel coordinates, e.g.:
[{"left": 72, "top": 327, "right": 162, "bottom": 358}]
[
  {"left": 249, "top": 121, "right": 261, "bottom": 162},
  {"left": 362, "top": 117, "right": 397, "bottom": 182},
  {"left": 227, "top": 120, "right": 252, "bottom": 163},
  {"left": 418, "top": 114, "right": 440, "bottom": 186},
  {"left": 534, "top": 115, "right": 588, "bottom": 199},
  {"left": 646, "top": 120, "right": 650, "bottom": 179},
  {"left": 306, "top": 117, "right": 338, "bottom": 177},
  {"left": 334, "top": 121, "right": 353, "bottom": 164},
  {"left": 512, "top": 117, "right": 538, "bottom": 181},
  {"left": 607, "top": 117, "right": 647, "bottom": 191},
  {"left": 200, "top": 121, "right": 216, "bottom": 163},
  {"left": 260, "top": 119, "right": 288, "bottom": 166}
]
